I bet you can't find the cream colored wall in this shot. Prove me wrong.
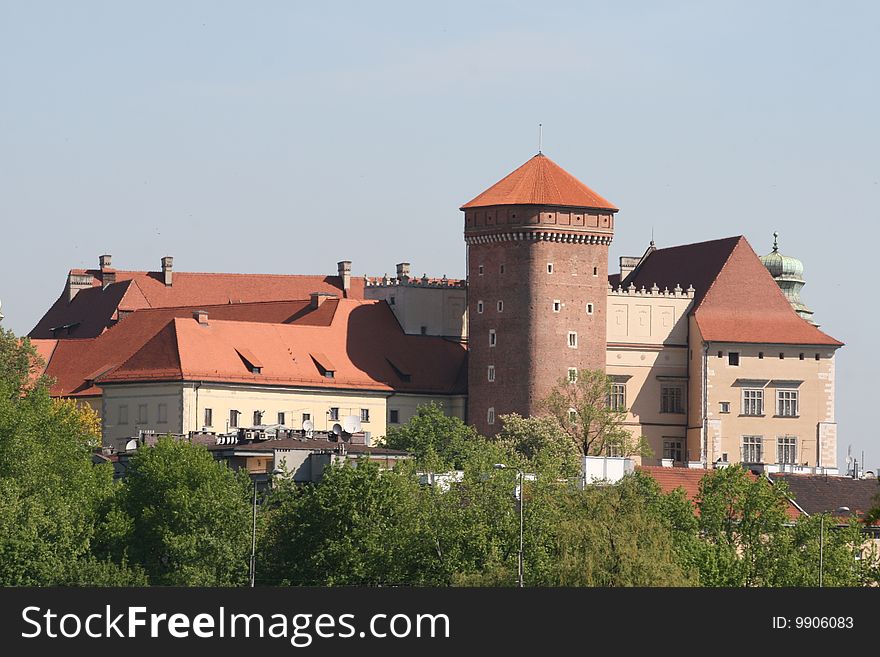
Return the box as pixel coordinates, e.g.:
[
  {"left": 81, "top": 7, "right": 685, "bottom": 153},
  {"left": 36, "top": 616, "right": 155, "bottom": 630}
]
[
  {"left": 101, "top": 383, "right": 184, "bottom": 447},
  {"left": 101, "top": 381, "right": 465, "bottom": 447},
  {"left": 687, "top": 318, "right": 706, "bottom": 464},
  {"left": 386, "top": 393, "right": 467, "bottom": 429},
  {"left": 606, "top": 287, "right": 693, "bottom": 465},
  {"left": 699, "top": 342, "right": 838, "bottom": 467},
  {"left": 365, "top": 284, "right": 467, "bottom": 338}
]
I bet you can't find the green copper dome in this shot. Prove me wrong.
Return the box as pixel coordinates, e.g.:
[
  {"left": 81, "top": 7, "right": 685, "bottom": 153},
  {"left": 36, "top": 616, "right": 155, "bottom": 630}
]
[{"left": 760, "top": 232, "right": 814, "bottom": 324}]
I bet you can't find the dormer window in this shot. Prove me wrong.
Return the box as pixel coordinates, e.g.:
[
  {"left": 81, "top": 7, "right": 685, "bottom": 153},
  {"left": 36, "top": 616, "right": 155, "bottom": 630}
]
[
  {"left": 235, "top": 348, "right": 263, "bottom": 374},
  {"left": 310, "top": 352, "right": 336, "bottom": 379}
]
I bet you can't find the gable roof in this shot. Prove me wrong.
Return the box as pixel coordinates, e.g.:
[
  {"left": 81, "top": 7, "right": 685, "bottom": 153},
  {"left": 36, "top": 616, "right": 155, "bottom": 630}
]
[
  {"left": 623, "top": 236, "right": 842, "bottom": 346},
  {"left": 29, "top": 268, "right": 363, "bottom": 339},
  {"left": 460, "top": 153, "right": 618, "bottom": 211},
  {"left": 769, "top": 473, "right": 880, "bottom": 522},
  {"left": 96, "top": 300, "right": 467, "bottom": 395}
]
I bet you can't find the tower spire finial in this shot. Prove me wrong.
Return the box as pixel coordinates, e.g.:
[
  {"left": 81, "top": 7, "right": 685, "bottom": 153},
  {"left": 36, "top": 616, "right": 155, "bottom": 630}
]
[
  {"left": 538, "top": 123, "right": 542, "bottom": 154},
  {"left": 772, "top": 231, "right": 779, "bottom": 253}
]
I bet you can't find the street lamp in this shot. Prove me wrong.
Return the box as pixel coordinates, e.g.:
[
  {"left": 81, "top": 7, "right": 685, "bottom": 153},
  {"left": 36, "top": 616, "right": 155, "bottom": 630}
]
[
  {"left": 494, "top": 463, "right": 525, "bottom": 588},
  {"left": 819, "top": 506, "right": 852, "bottom": 588},
  {"left": 250, "top": 467, "right": 285, "bottom": 588}
]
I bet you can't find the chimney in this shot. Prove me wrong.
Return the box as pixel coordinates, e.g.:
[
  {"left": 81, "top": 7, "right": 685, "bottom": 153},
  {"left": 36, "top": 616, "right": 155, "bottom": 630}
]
[
  {"left": 193, "top": 309, "right": 208, "bottom": 325},
  {"left": 161, "top": 256, "right": 173, "bottom": 286},
  {"left": 99, "top": 254, "right": 112, "bottom": 270},
  {"left": 66, "top": 271, "right": 94, "bottom": 302},
  {"left": 310, "top": 292, "right": 336, "bottom": 309},
  {"left": 396, "top": 262, "right": 411, "bottom": 282},
  {"left": 99, "top": 254, "right": 116, "bottom": 287},
  {"left": 619, "top": 256, "right": 640, "bottom": 283},
  {"left": 337, "top": 261, "right": 351, "bottom": 296}
]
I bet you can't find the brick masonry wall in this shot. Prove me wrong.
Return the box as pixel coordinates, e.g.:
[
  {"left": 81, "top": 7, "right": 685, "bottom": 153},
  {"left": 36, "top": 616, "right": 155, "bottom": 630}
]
[{"left": 466, "top": 216, "right": 611, "bottom": 436}]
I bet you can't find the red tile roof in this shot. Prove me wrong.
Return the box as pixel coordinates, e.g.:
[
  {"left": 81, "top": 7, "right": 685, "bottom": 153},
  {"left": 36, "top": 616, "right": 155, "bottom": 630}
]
[
  {"left": 95, "top": 300, "right": 467, "bottom": 395},
  {"left": 639, "top": 466, "right": 802, "bottom": 520},
  {"left": 35, "top": 300, "right": 345, "bottom": 398},
  {"left": 29, "top": 269, "right": 363, "bottom": 339},
  {"left": 460, "top": 153, "right": 618, "bottom": 211},
  {"left": 623, "top": 236, "right": 842, "bottom": 346}
]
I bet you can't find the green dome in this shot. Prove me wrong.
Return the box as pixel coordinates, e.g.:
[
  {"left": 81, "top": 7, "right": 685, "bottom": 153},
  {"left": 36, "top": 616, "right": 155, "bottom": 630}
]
[{"left": 760, "top": 232, "right": 814, "bottom": 323}]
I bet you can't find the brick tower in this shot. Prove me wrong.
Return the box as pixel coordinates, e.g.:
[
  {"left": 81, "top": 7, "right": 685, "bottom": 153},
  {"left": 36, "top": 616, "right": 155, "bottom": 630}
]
[{"left": 461, "top": 153, "right": 618, "bottom": 435}]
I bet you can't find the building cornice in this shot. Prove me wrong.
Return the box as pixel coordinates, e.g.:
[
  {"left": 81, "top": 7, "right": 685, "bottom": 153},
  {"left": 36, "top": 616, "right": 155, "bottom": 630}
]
[{"left": 464, "top": 229, "right": 613, "bottom": 246}]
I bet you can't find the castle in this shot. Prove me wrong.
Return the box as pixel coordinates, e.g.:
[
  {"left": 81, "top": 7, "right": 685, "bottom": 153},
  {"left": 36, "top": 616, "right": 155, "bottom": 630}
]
[{"left": 28, "top": 153, "right": 842, "bottom": 471}]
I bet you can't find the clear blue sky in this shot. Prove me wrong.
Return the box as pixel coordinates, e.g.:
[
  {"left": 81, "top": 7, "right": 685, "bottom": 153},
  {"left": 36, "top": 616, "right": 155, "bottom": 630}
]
[{"left": 1, "top": 1, "right": 877, "bottom": 470}]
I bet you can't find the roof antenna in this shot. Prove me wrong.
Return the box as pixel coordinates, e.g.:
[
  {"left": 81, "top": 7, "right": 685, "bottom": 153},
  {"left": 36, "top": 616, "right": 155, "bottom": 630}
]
[
  {"left": 538, "top": 123, "right": 542, "bottom": 155},
  {"left": 651, "top": 226, "right": 655, "bottom": 248}
]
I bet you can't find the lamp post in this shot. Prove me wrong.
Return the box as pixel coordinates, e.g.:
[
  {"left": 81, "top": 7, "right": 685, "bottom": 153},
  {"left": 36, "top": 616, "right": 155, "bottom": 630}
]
[
  {"left": 250, "top": 467, "right": 285, "bottom": 588},
  {"left": 819, "top": 506, "right": 852, "bottom": 588},
  {"left": 494, "top": 464, "right": 525, "bottom": 588}
]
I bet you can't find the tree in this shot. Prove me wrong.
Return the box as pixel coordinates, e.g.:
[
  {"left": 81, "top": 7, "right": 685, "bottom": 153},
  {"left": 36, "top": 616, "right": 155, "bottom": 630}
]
[
  {"left": 382, "top": 402, "right": 479, "bottom": 468},
  {"left": 0, "top": 328, "right": 140, "bottom": 585},
  {"left": 496, "top": 413, "right": 580, "bottom": 478},
  {"left": 539, "top": 369, "right": 651, "bottom": 458},
  {"left": 259, "top": 458, "right": 430, "bottom": 585},
  {"left": 117, "top": 437, "right": 252, "bottom": 586}
]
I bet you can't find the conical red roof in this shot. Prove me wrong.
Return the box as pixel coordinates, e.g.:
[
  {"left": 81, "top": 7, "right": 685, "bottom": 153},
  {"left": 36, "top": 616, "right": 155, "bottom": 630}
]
[{"left": 461, "top": 153, "right": 617, "bottom": 211}]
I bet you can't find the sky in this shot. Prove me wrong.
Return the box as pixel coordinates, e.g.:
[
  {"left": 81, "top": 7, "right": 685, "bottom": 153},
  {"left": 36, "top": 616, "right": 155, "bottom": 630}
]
[{"left": 1, "top": 1, "right": 878, "bottom": 470}]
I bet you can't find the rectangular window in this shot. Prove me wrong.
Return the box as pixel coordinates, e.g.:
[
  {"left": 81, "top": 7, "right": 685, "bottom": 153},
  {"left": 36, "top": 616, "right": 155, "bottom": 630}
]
[
  {"left": 568, "top": 368, "right": 578, "bottom": 383},
  {"left": 497, "top": 300, "right": 503, "bottom": 312},
  {"left": 277, "top": 412, "right": 286, "bottom": 426},
  {"left": 204, "top": 408, "right": 213, "bottom": 428},
  {"left": 389, "top": 409, "right": 399, "bottom": 424},
  {"left": 489, "top": 329, "right": 496, "bottom": 347},
  {"left": 815, "top": 353, "right": 820, "bottom": 361},
  {"left": 719, "top": 401, "right": 730, "bottom": 414},
  {"left": 609, "top": 383, "right": 626, "bottom": 411},
  {"left": 500, "top": 264, "right": 505, "bottom": 274},
  {"left": 157, "top": 403, "right": 167, "bottom": 424},
  {"left": 777, "top": 436, "right": 797, "bottom": 465},
  {"left": 553, "top": 300, "right": 561, "bottom": 313},
  {"left": 593, "top": 266, "right": 598, "bottom": 277},
  {"left": 742, "top": 389, "right": 764, "bottom": 416},
  {"left": 302, "top": 413, "right": 311, "bottom": 423},
  {"left": 799, "top": 353, "right": 805, "bottom": 360},
  {"left": 389, "top": 295, "right": 395, "bottom": 306},
  {"left": 487, "top": 407, "right": 495, "bottom": 425},
  {"left": 230, "top": 410, "right": 240, "bottom": 428},
  {"left": 360, "top": 408, "right": 370, "bottom": 423},
  {"left": 477, "top": 300, "right": 484, "bottom": 314},
  {"left": 777, "top": 390, "right": 799, "bottom": 417},
  {"left": 420, "top": 326, "right": 427, "bottom": 335},
  {"left": 758, "top": 352, "right": 764, "bottom": 359},
  {"left": 488, "top": 365, "right": 495, "bottom": 382},
  {"left": 660, "top": 385, "right": 684, "bottom": 413},
  {"left": 779, "top": 352, "right": 785, "bottom": 359},
  {"left": 568, "top": 408, "right": 578, "bottom": 423},
  {"left": 605, "top": 442, "right": 622, "bottom": 457},
  {"left": 663, "top": 440, "right": 683, "bottom": 462},
  {"left": 137, "top": 404, "right": 147, "bottom": 424},
  {"left": 329, "top": 407, "right": 339, "bottom": 421},
  {"left": 478, "top": 265, "right": 484, "bottom": 275},
  {"left": 547, "top": 263, "right": 554, "bottom": 274},
  {"left": 586, "top": 303, "right": 594, "bottom": 315},
  {"left": 728, "top": 352, "right": 740, "bottom": 366},
  {"left": 253, "top": 410, "right": 263, "bottom": 426},
  {"left": 119, "top": 405, "right": 128, "bottom": 425},
  {"left": 567, "top": 332, "right": 577, "bottom": 348},
  {"left": 742, "top": 435, "right": 763, "bottom": 463}
]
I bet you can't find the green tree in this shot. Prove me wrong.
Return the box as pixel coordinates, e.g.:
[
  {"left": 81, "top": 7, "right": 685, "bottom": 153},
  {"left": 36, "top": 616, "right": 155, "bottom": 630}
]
[
  {"left": 260, "top": 458, "right": 430, "bottom": 585},
  {"left": 0, "top": 328, "right": 140, "bottom": 585},
  {"left": 496, "top": 413, "right": 580, "bottom": 478},
  {"left": 382, "top": 402, "right": 479, "bottom": 468},
  {"left": 539, "top": 369, "right": 651, "bottom": 457},
  {"left": 118, "top": 437, "right": 252, "bottom": 586}
]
